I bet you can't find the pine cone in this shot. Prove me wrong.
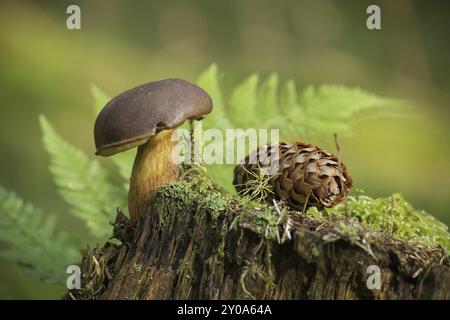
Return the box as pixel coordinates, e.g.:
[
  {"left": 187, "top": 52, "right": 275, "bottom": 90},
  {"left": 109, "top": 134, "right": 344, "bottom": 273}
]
[{"left": 233, "top": 142, "right": 353, "bottom": 210}]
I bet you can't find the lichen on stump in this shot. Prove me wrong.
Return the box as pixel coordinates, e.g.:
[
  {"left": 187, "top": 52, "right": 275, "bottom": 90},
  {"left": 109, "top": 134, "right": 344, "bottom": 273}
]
[{"left": 67, "top": 168, "right": 450, "bottom": 300}]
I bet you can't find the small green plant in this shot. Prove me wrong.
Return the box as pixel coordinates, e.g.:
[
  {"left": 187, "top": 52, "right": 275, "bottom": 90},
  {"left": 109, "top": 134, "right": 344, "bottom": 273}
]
[
  {"left": 0, "top": 64, "right": 443, "bottom": 288},
  {"left": 233, "top": 164, "right": 278, "bottom": 202}
]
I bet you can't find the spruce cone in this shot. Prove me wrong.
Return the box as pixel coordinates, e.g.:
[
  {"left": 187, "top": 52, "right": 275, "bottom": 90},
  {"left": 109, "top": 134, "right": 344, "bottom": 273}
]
[{"left": 233, "top": 142, "right": 353, "bottom": 210}]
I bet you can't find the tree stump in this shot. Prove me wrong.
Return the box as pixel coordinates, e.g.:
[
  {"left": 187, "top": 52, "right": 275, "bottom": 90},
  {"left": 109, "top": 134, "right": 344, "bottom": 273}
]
[{"left": 67, "top": 172, "right": 450, "bottom": 300}]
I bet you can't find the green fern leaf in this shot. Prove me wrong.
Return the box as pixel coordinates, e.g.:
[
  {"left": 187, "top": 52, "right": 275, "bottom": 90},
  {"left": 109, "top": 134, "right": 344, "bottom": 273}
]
[
  {"left": 91, "top": 84, "right": 110, "bottom": 116},
  {"left": 280, "top": 79, "right": 306, "bottom": 137},
  {"left": 280, "top": 79, "right": 300, "bottom": 115},
  {"left": 286, "top": 84, "right": 409, "bottom": 139},
  {"left": 228, "top": 74, "right": 259, "bottom": 128},
  {"left": 0, "top": 186, "right": 81, "bottom": 283},
  {"left": 39, "top": 115, "right": 127, "bottom": 239},
  {"left": 257, "top": 73, "right": 279, "bottom": 122},
  {"left": 196, "top": 64, "right": 231, "bottom": 131}
]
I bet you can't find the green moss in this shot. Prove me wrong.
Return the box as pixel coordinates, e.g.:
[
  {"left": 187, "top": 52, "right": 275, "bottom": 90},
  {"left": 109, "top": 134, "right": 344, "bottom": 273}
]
[
  {"left": 230, "top": 196, "right": 281, "bottom": 240},
  {"left": 333, "top": 221, "right": 365, "bottom": 244},
  {"left": 158, "top": 165, "right": 231, "bottom": 218},
  {"left": 306, "top": 194, "right": 450, "bottom": 253}
]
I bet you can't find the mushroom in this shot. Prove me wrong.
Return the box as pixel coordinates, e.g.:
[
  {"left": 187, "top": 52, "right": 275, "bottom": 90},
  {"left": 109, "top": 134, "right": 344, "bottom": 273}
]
[{"left": 94, "top": 79, "right": 213, "bottom": 220}]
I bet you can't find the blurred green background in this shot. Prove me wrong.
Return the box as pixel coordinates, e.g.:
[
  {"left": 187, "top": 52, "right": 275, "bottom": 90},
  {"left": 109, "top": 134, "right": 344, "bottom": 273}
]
[{"left": 1, "top": 0, "right": 449, "bottom": 299}]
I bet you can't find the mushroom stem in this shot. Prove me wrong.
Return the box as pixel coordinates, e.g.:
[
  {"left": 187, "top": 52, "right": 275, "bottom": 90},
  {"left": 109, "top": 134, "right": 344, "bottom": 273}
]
[{"left": 128, "top": 129, "right": 179, "bottom": 220}]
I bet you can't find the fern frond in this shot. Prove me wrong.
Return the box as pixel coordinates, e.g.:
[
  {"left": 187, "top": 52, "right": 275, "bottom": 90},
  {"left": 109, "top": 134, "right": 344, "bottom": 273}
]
[
  {"left": 91, "top": 84, "right": 110, "bottom": 116},
  {"left": 286, "top": 84, "right": 410, "bottom": 138},
  {"left": 0, "top": 186, "right": 81, "bottom": 283},
  {"left": 280, "top": 79, "right": 300, "bottom": 116},
  {"left": 280, "top": 79, "right": 306, "bottom": 137},
  {"left": 228, "top": 74, "right": 259, "bottom": 128},
  {"left": 197, "top": 64, "right": 231, "bottom": 131},
  {"left": 257, "top": 73, "right": 279, "bottom": 122},
  {"left": 200, "top": 67, "right": 410, "bottom": 140},
  {"left": 39, "top": 115, "right": 127, "bottom": 239}
]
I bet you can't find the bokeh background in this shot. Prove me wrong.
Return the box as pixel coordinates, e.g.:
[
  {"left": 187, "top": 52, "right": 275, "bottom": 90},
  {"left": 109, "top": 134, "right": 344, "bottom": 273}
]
[{"left": 0, "top": 0, "right": 449, "bottom": 299}]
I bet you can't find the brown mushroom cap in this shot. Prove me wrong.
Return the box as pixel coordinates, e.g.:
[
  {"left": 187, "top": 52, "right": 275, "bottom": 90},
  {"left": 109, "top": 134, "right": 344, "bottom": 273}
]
[{"left": 94, "top": 79, "right": 213, "bottom": 156}]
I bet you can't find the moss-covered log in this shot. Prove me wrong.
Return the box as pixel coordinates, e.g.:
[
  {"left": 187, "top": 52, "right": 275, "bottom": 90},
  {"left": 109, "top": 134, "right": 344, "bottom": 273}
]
[{"left": 67, "top": 170, "right": 450, "bottom": 300}]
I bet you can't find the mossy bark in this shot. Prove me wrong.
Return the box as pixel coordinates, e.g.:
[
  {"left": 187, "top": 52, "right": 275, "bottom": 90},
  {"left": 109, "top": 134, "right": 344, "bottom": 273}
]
[{"left": 68, "top": 183, "right": 450, "bottom": 300}]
